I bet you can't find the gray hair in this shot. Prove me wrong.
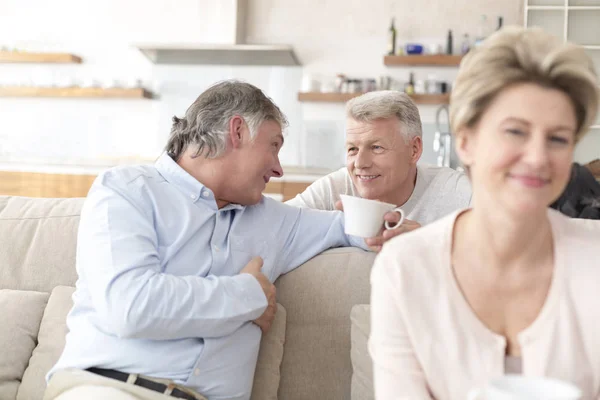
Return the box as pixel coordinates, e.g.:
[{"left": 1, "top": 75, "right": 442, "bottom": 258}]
[
  {"left": 166, "top": 80, "right": 289, "bottom": 160},
  {"left": 345, "top": 91, "right": 423, "bottom": 141}
]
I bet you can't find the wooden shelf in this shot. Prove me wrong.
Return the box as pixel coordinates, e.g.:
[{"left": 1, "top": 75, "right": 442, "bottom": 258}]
[
  {"left": 384, "top": 54, "right": 463, "bottom": 66},
  {"left": 0, "top": 87, "right": 154, "bottom": 99},
  {"left": 0, "top": 51, "right": 82, "bottom": 64},
  {"left": 298, "top": 92, "right": 450, "bottom": 105},
  {"left": 298, "top": 92, "right": 359, "bottom": 102}
]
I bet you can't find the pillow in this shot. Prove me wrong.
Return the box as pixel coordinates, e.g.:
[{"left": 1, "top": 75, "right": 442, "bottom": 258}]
[
  {"left": 17, "top": 286, "right": 74, "bottom": 400},
  {"left": 251, "top": 303, "right": 286, "bottom": 400},
  {"left": 350, "top": 304, "right": 374, "bottom": 400},
  {"left": 0, "top": 289, "right": 49, "bottom": 400},
  {"left": 0, "top": 196, "right": 82, "bottom": 292}
]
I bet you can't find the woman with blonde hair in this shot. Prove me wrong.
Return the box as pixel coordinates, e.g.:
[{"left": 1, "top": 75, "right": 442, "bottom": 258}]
[{"left": 368, "top": 26, "right": 600, "bottom": 399}]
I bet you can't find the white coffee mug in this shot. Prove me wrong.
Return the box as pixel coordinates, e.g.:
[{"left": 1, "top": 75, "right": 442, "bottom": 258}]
[
  {"left": 340, "top": 194, "right": 404, "bottom": 238},
  {"left": 468, "top": 375, "right": 582, "bottom": 400}
]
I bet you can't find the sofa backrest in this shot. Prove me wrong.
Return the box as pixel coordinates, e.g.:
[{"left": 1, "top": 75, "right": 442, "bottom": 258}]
[
  {"left": 275, "top": 247, "right": 375, "bottom": 400},
  {"left": 0, "top": 196, "right": 84, "bottom": 292}
]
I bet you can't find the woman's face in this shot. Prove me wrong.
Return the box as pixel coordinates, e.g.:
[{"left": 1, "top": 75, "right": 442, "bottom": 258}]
[{"left": 457, "top": 83, "right": 578, "bottom": 216}]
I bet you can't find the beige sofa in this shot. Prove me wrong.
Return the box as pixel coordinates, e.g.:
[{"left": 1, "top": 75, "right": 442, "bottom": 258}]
[{"left": 0, "top": 195, "right": 376, "bottom": 400}]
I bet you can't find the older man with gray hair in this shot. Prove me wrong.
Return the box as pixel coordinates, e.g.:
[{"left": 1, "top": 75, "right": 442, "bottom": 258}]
[
  {"left": 44, "top": 80, "right": 371, "bottom": 400},
  {"left": 287, "top": 91, "right": 472, "bottom": 250}
]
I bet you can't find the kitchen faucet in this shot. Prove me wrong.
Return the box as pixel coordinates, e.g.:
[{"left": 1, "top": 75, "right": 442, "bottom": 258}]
[{"left": 433, "top": 104, "right": 452, "bottom": 168}]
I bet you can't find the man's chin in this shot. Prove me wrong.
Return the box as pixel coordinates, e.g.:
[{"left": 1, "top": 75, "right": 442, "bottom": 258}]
[
  {"left": 358, "top": 188, "right": 381, "bottom": 200},
  {"left": 355, "top": 185, "right": 382, "bottom": 200}
]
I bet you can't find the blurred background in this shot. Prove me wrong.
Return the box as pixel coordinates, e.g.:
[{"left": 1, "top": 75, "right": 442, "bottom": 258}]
[{"left": 0, "top": 0, "right": 598, "bottom": 199}]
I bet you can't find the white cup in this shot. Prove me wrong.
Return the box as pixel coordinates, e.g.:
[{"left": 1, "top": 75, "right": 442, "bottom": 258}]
[
  {"left": 301, "top": 75, "right": 320, "bottom": 92},
  {"left": 468, "top": 375, "right": 582, "bottom": 400},
  {"left": 339, "top": 194, "right": 404, "bottom": 238}
]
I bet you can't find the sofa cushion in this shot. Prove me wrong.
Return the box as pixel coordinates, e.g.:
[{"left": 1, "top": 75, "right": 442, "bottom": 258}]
[
  {"left": 275, "top": 247, "right": 375, "bottom": 400},
  {"left": 351, "top": 304, "right": 373, "bottom": 400},
  {"left": 17, "top": 286, "right": 74, "bottom": 400},
  {"left": 0, "top": 289, "right": 49, "bottom": 400},
  {"left": 251, "top": 303, "right": 287, "bottom": 400},
  {"left": 0, "top": 196, "right": 83, "bottom": 292}
]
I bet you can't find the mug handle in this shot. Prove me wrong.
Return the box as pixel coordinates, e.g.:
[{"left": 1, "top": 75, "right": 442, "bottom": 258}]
[
  {"left": 467, "top": 388, "right": 483, "bottom": 400},
  {"left": 384, "top": 208, "right": 405, "bottom": 230}
]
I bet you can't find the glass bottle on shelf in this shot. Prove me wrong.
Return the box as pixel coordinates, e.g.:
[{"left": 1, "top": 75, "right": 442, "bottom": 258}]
[
  {"left": 388, "top": 18, "right": 397, "bottom": 56},
  {"left": 404, "top": 72, "right": 415, "bottom": 95},
  {"left": 446, "top": 30, "right": 454, "bottom": 55}
]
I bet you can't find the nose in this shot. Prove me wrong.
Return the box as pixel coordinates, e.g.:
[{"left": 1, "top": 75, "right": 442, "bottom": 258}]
[
  {"left": 523, "top": 134, "right": 550, "bottom": 169},
  {"left": 354, "top": 149, "right": 372, "bottom": 169},
  {"left": 272, "top": 157, "right": 283, "bottom": 178}
]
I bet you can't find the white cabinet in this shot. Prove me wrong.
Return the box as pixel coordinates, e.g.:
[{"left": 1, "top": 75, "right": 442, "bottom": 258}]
[{"left": 525, "top": 0, "right": 600, "bottom": 162}]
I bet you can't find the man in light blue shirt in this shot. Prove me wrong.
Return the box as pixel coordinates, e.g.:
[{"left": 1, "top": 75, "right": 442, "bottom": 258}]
[{"left": 45, "top": 81, "right": 369, "bottom": 400}]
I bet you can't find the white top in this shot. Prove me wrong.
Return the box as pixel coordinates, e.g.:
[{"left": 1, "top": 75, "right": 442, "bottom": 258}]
[
  {"left": 286, "top": 164, "right": 472, "bottom": 225},
  {"left": 369, "top": 209, "right": 600, "bottom": 400}
]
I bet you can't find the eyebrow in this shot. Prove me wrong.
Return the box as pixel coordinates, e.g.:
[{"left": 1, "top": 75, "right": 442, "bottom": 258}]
[
  {"left": 346, "top": 139, "right": 380, "bottom": 146},
  {"left": 501, "top": 117, "right": 531, "bottom": 126}
]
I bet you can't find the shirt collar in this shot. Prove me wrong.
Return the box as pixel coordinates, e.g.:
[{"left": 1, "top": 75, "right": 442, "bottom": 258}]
[
  {"left": 155, "top": 152, "right": 208, "bottom": 202},
  {"left": 154, "top": 152, "right": 244, "bottom": 210}
]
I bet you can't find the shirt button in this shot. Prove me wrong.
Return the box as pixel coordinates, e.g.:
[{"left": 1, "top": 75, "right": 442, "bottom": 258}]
[
  {"left": 214, "top": 245, "right": 220, "bottom": 252},
  {"left": 202, "top": 191, "right": 209, "bottom": 198},
  {"left": 190, "top": 194, "right": 196, "bottom": 200},
  {"left": 194, "top": 368, "right": 200, "bottom": 376}
]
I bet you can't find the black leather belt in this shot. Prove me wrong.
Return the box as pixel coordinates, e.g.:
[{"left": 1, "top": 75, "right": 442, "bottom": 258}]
[{"left": 87, "top": 368, "right": 198, "bottom": 400}]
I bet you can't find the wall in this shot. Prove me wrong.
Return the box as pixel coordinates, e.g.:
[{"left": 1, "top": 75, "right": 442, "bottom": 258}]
[
  {"left": 7, "top": 0, "right": 595, "bottom": 174},
  {"left": 0, "top": 0, "right": 304, "bottom": 168}
]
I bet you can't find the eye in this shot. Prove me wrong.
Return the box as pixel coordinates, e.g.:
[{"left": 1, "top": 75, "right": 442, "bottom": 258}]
[
  {"left": 506, "top": 129, "right": 525, "bottom": 136},
  {"left": 549, "top": 135, "right": 569, "bottom": 145},
  {"left": 347, "top": 147, "right": 358, "bottom": 154},
  {"left": 372, "top": 145, "right": 384, "bottom": 153}
]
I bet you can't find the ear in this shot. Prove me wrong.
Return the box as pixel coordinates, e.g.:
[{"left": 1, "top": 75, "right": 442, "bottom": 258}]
[
  {"left": 409, "top": 136, "right": 423, "bottom": 164},
  {"left": 454, "top": 127, "right": 476, "bottom": 167},
  {"left": 228, "top": 116, "right": 245, "bottom": 149}
]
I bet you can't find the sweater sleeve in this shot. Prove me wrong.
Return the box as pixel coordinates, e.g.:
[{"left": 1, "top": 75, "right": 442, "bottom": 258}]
[
  {"left": 368, "top": 248, "right": 434, "bottom": 400},
  {"left": 285, "top": 168, "right": 351, "bottom": 210}
]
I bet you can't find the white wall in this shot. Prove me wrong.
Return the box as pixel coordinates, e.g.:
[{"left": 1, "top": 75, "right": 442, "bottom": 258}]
[{"left": 6, "top": 0, "right": 594, "bottom": 171}]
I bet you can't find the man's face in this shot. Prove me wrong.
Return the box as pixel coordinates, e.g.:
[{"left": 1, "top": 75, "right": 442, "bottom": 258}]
[
  {"left": 231, "top": 119, "right": 284, "bottom": 205},
  {"left": 345, "top": 117, "right": 421, "bottom": 203}
]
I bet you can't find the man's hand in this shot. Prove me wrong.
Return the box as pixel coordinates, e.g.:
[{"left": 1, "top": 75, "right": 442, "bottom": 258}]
[
  {"left": 240, "top": 257, "right": 277, "bottom": 333},
  {"left": 365, "top": 213, "right": 421, "bottom": 252}
]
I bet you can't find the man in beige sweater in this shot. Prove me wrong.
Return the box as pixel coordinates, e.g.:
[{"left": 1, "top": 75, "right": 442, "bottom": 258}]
[{"left": 287, "top": 91, "right": 472, "bottom": 250}]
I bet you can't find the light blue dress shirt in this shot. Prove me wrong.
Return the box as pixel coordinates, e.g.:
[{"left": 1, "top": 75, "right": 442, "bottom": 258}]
[{"left": 49, "top": 153, "right": 367, "bottom": 400}]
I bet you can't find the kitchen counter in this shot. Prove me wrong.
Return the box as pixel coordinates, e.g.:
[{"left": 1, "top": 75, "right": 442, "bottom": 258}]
[{"left": 0, "top": 156, "right": 334, "bottom": 183}]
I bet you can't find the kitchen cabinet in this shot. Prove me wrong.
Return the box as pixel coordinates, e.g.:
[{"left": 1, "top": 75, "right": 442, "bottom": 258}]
[
  {"left": 0, "top": 171, "right": 312, "bottom": 201},
  {"left": 525, "top": 0, "right": 600, "bottom": 162}
]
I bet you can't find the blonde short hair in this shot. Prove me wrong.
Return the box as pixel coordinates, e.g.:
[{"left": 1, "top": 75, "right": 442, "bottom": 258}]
[
  {"left": 346, "top": 91, "right": 423, "bottom": 141},
  {"left": 450, "top": 26, "right": 599, "bottom": 142}
]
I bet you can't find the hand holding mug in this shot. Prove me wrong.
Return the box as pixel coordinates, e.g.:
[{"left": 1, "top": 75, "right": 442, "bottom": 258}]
[{"left": 365, "top": 215, "right": 421, "bottom": 252}]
